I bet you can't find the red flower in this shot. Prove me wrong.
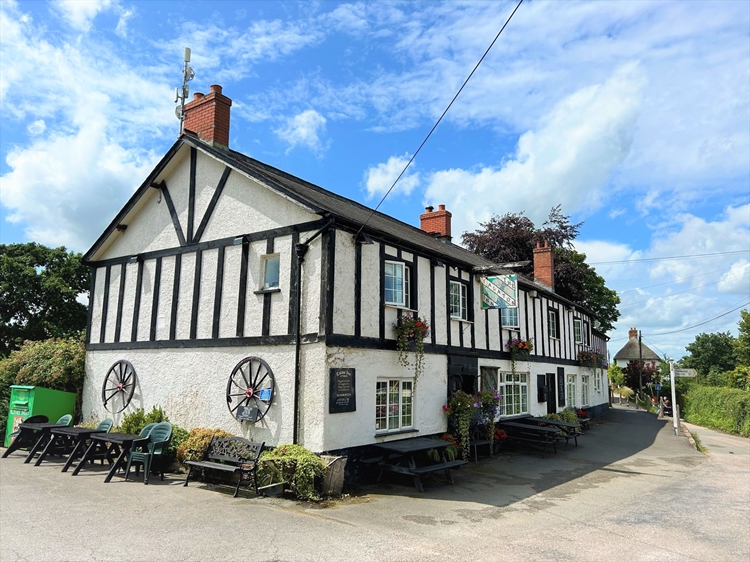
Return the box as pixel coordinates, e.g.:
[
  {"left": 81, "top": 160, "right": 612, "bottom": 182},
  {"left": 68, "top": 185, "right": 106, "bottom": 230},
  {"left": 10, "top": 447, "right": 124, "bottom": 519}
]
[{"left": 442, "top": 405, "right": 451, "bottom": 413}]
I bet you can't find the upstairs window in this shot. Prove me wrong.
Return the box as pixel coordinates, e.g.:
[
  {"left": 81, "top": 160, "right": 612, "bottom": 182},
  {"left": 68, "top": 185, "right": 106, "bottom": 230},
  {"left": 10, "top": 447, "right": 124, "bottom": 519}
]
[
  {"left": 574, "top": 319, "right": 582, "bottom": 343},
  {"left": 501, "top": 307, "right": 519, "bottom": 329},
  {"left": 548, "top": 309, "right": 559, "bottom": 339},
  {"left": 385, "top": 261, "right": 410, "bottom": 307},
  {"left": 583, "top": 321, "right": 590, "bottom": 346},
  {"left": 261, "top": 255, "right": 280, "bottom": 289},
  {"left": 449, "top": 281, "right": 468, "bottom": 320}
]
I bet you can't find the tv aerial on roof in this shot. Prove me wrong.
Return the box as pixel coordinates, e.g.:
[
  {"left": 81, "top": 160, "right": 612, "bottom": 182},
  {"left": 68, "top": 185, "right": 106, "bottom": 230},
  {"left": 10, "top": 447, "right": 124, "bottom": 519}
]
[{"left": 174, "top": 47, "right": 195, "bottom": 133}]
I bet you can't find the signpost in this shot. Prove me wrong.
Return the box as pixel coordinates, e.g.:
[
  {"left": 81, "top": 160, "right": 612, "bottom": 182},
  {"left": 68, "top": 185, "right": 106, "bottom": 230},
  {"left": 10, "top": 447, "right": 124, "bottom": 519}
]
[
  {"left": 674, "top": 368, "right": 697, "bottom": 378},
  {"left": 669, "top": 359, "right": 679, "bottom": 435}
]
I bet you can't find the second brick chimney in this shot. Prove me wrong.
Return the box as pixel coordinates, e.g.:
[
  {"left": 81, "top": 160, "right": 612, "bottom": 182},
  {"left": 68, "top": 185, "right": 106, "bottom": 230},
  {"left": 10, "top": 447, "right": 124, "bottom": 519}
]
[
  {"left": 182, "top": 84, "right": 232, "bottom": 148},
  {"left": 419, "top": 204, "right": 452, "bottom": 242},
  {"left": 533, "top": 241, "right": 554, "bottom": 290}
]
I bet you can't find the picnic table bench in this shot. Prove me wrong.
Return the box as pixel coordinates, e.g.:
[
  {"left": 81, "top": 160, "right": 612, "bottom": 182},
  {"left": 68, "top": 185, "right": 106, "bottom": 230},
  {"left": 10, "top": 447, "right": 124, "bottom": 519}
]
[
  {"left": 374, "top": 437, "right": 467, "bottom": 492},
  {"left": 183, "top": 437, "right": 264, "bottom": 497},
  {"left": 497, "top": 421, "right": 561, "bottom": 454},
  {"left": 517, "top": 417, "right": 583, "bottom": 448}
]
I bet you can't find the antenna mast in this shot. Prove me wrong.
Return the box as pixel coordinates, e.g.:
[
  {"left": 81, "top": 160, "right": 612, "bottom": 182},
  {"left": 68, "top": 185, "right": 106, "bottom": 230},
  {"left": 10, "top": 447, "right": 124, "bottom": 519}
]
[{"left": 174, "top": 47, "right": 195, "bottom": 135}]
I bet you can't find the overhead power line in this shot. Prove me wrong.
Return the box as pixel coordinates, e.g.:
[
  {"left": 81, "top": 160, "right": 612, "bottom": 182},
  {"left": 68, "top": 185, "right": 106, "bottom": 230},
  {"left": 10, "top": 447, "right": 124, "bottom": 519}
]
[
  {"left": 617, "top": 266, "right": 736, "bottom": 294},
  {"left": 355, "top": 0, "right": 524, "bottom": 238},
  {"left": 589, "top": 250, "right": 749, "bottom": 266},
  {"left": 622, "top": 272, "right": 750, "bottom": 307},
  {"left": 646, "top": 300, "right": 750, "bottom": 337}
]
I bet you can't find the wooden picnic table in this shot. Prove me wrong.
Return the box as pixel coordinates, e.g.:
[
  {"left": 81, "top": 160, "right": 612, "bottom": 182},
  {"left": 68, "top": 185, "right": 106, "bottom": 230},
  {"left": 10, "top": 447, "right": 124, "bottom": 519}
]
[
  {"left": 373, "top": 437, "right": 467, "bottom": 492},
  {"left": 517, "top": 417, "right": 583, "bottom": 448},
  {"left": 34, "top": 427, "right": 108, "bottom": 471},
  {"left": 497, "top": 421, "right": 562, "bottom": 454}
]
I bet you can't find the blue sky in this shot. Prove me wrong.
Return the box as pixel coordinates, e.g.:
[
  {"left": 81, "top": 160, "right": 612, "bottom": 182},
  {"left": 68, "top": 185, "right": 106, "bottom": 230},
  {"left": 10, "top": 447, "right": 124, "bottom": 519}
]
[{"left": 1, "top": 0, "right": 749, "bottom": 360}]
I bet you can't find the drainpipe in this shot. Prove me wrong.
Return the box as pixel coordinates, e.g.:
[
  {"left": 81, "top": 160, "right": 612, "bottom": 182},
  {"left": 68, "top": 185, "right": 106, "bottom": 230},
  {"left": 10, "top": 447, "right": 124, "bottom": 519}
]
[{"left": 293, "top": 218, "right": 333, "bottom": 445}]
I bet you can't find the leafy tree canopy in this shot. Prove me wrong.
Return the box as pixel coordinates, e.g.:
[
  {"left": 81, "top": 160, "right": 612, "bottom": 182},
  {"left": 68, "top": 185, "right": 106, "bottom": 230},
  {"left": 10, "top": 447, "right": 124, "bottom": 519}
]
[
  {"left": 461, "top": 205, "right": 620, "bottom": 332},
  {"left": 0, "top": 243, "right": 90, "bottom": 356},
  {"left": 735, "top": 309, "right": 750, "bottom": 367},
  {"left": 622, "top": 360, "right": 659, "bottom": 391},
  {"left": 681, "top": 331, "right": 737, "bottom": 378}
]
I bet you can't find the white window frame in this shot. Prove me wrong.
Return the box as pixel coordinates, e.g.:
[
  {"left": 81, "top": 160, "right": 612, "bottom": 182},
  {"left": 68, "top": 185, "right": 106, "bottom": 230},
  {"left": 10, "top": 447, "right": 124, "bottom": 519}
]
[
  {"left": 581, "top": 375, "right": 590, "bottom": 406},
  {"left": 574, "top": 319, "right": 582, "bottom": 343},
  {"left": 496, "top": 372, "right": 528, "bottom": 417},
  {"left": 501, "top": 307, "right": 519, "bottom": 329},
  {"left": 450, "top": 281, "right": 468, "bottom": 320},
  {"left": 583, "top": 321, "right": 590, "bottom": 346},
  {"left": 548, "top": 309, "right": 559, "bottom": 339},
  {"left": 384, "top": 261, "right": 410, "bottom": 308},
  {"left": 261, "top": 254, "right": 280, "bottom": 289},
  {"left": 566, "top": 374, "right": 576, "bottom": 408},
  {"left": 594, "top": 370, "right": 602, "bottom": 393},
  {"left": 375, "top": 379, "right": 413, "bottom": 432}
]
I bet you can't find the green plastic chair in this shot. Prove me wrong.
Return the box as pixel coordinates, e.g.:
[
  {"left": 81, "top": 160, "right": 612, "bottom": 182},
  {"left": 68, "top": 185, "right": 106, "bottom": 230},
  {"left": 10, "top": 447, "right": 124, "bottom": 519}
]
[
  {"left": 124, "top": 422, "right": 172, "bottom": 485},
  {"left": 87, "top": 418, "right": 115, "bottom": 464},
  {"left": 95, "top": 418, "right": 114, "bottom": 432},
  {"left": 56, "top": 414, "right": 73, "bottom": 426},
  {"left": 139, "top": 423, "right": 157, "bottom": 437}
]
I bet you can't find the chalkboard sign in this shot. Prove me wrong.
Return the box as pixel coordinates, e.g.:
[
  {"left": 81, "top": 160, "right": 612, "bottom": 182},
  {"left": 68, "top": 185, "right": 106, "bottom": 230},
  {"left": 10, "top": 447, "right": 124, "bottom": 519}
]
[
  {"left": 329, "top": 368, "right": 356, "bottom": 413},
  {"left": 557, "top": 368, "right": 566, "bottom": 408},
  {"left": 236, "top": 405, "right": 259, "bottom": 422}
]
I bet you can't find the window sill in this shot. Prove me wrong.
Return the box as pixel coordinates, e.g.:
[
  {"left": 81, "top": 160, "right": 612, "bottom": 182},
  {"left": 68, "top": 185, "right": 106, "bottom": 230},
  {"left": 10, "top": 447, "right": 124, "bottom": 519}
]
[
  {"left": 450, "top": 317, "right": 472, "bottom": 324},
  {"left": 384, "top": 304, "right": 418, "bottom": 312},
  {"left": 374, "top": 428, "right": 419, "bottom": 439},
  {"left": 254, "top": 288, "right": 281, "bottom": 295}
]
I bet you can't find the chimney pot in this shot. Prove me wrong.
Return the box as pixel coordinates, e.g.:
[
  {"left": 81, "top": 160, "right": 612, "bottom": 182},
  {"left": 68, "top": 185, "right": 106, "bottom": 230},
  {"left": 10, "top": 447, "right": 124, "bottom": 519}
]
[
  {"left": 438, "top": 204, "right": 446, "bottom": 211},
  {"left": 210, "top": 84, "right": 222, "bottom": 94},
  {"left": 425, "top": 206, "right": 434, "bottom": 213},
  {"left": 193, "top": 92, "right": 204, "bottom": 100}
]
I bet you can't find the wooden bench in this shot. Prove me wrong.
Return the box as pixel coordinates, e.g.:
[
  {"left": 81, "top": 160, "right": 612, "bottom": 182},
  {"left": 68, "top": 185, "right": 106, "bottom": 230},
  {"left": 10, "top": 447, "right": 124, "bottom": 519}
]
[
  {"left": 183, "top": 437, "right": 264, "bottom": 498},
  {"left": 498, "top": 421, "right": 560, "bottom": 455},
  {"left": 516, "top": 417, "right": 583, "bottom": 449},
  {"left": 577, "top": 416, "right": 591, "bottom": 430}
]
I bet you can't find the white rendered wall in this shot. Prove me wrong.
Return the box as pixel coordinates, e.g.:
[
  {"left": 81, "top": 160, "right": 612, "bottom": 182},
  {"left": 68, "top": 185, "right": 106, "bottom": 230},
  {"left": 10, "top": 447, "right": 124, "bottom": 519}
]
[
  {"left": 83, "top": 342, "right": 327, "bottom": 448},
  {"left": 359, "top": 242, "right": 380, "bottom": 339},
  {"left": 332, "top": 232, "right": 355, "bottom": 336}
]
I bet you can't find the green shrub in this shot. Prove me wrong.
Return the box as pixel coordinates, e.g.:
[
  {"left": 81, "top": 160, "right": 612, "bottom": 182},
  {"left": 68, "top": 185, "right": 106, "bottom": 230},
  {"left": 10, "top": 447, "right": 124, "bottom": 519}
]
[
  {"left": 560, "top": 409, "right": 579, "bottom": 424},
  {"left": 176, "top": 427, "right": 233, "bottom": 464},
  {"left": 543, "top": 413, "right": 562, "bottom": 422},
  {"left": 257, "top": 443, "right": 325, "bottom": 501},
  {"left": 119, "top": 406, "right": 169, "bottom": 435},
  {"left": 0, "top": 336, "right": 85, "bottom": 430},
  {"left": 682, "top": 385, "right": 750, "bottom": 437},
  {"left": 166, "top": 425, "right": 189, "bottom": 463}
]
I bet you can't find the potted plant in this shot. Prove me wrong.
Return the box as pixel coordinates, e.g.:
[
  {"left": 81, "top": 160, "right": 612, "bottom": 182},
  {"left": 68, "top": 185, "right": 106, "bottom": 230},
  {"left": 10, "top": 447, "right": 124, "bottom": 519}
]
[
  {"left": 393, "top": 313, "right": 430, "bottom": 382},
  {"left": 443, "top": 391, "right": 479, "bottom": 461}
]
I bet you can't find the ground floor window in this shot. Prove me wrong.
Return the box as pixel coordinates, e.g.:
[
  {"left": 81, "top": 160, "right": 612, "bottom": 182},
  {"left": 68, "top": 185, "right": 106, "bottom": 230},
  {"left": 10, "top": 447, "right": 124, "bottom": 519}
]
[
  {"left": 566, "top": 374, "right": 576, "bottom": 408},
  {"left": 581, "top": 375, "right": 590, "bottom": 406},
  {"left": 376, "top": 380, "right": 413, "bottom": 431},
  {"left": 593, "top": 370, "right": 602, "bottom": 393},
  {"left": 498, "top": 373, "right": 528, "bottom": 416}
]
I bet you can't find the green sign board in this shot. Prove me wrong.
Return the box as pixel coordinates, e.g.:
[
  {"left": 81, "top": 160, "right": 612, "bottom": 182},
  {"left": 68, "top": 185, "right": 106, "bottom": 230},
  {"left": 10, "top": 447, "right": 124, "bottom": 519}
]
[{"left": 480, "top": 275, "right": 518, "bottom": 309}]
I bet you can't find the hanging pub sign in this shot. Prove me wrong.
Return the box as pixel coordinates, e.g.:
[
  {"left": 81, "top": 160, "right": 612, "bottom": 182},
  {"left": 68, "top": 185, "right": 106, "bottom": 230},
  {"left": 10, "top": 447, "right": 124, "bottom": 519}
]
[
  {"left": 329, "top": 368, "right": 356, "bottom": 413},
  {"left": 480, "top": 274, "right": 518, "bottom": 309}
]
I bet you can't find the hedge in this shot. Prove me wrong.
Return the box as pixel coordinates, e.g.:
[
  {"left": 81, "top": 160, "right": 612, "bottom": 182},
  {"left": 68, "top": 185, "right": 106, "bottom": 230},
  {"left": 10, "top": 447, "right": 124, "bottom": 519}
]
[{"left": 682, "top": 385, "right": 750, "bottom": 437}]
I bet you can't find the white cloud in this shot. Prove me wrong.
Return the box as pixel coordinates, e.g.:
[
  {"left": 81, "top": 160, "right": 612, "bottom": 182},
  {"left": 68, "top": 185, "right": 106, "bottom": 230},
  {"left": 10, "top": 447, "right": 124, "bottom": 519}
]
[
  {"left": 27, "top": 119, "right": 46, "bottom": 135},
  {"left": 718, "top": 261, "right": 750, "bottom": 294},
  {"left": 362, "top": 154, "right": 420, "bottom": 199},
  {"left": 274, "top": 110, "right": 328, "bottom": 154},
  {"left": 51, "top": 0, "right": 113, "bottom": 32},
  {"left": 423, "top": 63, "right": 646, "bottom": 237},
  {"left": 1, "top": 121, "right": 158, "bottom": 249}
]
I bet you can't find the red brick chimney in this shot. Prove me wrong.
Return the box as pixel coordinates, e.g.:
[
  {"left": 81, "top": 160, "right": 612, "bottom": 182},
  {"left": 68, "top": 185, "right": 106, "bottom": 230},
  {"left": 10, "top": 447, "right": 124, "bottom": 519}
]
[
  {"left": 419, "top": 204, "right": 452, "bottom": 242},
  {"left": 628, "top": 327, "right": 638, "bottom": 340},
  {"left": 533, "top": 241, "right": 554, "bottom": 290},
  {"left": 182, "top": 84, "right": 232, "bottom": 148}
]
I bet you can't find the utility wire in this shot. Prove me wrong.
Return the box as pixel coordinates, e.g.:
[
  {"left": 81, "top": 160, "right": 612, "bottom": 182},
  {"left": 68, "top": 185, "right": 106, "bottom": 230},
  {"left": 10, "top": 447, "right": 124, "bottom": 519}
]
[
  {"left": 622, "top": 272, "right": 750, "bottom": 307},
  {"left": 645, "top": 300, "right": 750, "bottom": 338},
  {"left": 589, "top": 249, "right": 749, "bottom": 266},
  {"left": 617, "top": 266, "right": 736, "bottom": 294},
  {"left": 355, "top": 0, "right": 524, "bottom": 238}
]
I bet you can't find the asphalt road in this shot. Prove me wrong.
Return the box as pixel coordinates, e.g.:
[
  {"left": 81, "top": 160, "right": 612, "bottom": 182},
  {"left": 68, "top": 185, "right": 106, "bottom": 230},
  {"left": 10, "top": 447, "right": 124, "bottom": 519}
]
[{"left": 1, "top": 406, "right": 748, "bottom": 562}]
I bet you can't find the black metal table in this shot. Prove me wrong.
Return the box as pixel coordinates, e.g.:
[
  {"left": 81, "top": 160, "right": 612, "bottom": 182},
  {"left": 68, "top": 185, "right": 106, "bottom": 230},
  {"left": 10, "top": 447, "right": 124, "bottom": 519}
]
[
  {"left": 34, "top": 427, "right": 108, "bottom": 471},
  {"left": 72, "top": 432, "right": 149, "bottom": 482},
  {"left": 517, "top": 417, "right": 582, "bottom": 447},
  {"left": 1, "top": 422, "right": 69, "bottom": 461},
  {"left": 373, "top": 437, "right": 467, "bottom": 492}
]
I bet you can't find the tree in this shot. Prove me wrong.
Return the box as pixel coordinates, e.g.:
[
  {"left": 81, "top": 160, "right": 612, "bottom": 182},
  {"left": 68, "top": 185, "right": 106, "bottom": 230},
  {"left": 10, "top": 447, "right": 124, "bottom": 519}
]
[
  {"left": 607, "top": 364, "right": 625, "bottom": 388},
  {"left": 0, "top": 243, "right": 90, "bottom": 356},
  {"left": 681, "top": 331, "right": 737, "bottom": 378},
  {"left": 461, "top": 206, "right": 620, "bottom": 332},
  {"left": 622, "top": 360, "right": 659, "bottom": 391},
  {"left": 735, "top": 309, "right": 750, "bottom": 367}
]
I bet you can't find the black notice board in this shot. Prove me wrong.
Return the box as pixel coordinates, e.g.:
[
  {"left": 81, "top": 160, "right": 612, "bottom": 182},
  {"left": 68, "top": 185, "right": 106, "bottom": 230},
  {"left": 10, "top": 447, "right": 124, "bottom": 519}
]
[
  {"left": 557, "top": 367, "right": 566, "bottom": 407},
  {"left": 329, "top": 368, "right": 356, "bottom": 413}
]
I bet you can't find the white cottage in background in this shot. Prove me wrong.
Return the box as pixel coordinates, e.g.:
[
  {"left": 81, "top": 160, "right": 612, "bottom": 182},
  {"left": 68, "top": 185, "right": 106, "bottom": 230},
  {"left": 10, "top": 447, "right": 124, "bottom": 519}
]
[{"left": 82, "top": 85, "right": 609, "bottom": 454}]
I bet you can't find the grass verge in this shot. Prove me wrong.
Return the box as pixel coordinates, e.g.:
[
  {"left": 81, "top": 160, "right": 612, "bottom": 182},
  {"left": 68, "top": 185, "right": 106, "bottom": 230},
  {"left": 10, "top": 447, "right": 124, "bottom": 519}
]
[{"left": 690, "top": 431, "right": 707, "bottom": 454}]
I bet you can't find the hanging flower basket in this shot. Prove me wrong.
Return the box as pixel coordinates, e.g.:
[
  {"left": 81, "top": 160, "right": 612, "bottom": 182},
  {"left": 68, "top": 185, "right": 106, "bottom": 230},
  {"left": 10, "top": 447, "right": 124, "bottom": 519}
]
[
  {"left": 505, "top": 337, "right": 533, "bottom": 373},
  {"left": 577, "top": 350, "right": 606, "bottom": 369},
  {"left": 393, "top": 313, "right": 430, "bottom": 381}
]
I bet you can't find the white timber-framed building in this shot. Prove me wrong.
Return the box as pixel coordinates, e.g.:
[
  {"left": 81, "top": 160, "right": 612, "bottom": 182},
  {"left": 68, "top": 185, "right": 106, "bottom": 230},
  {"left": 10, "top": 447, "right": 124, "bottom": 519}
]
[{"left": 82, "top": 85, "right": 609, "bottom": 454}]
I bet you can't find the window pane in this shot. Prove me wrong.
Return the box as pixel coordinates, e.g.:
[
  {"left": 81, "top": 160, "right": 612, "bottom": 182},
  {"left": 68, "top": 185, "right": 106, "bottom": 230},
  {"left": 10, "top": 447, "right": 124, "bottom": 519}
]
[
  {"left": 263, "top": 255, "right": 280, "bottom": 289},
  {"left": 404, "top": 266, "right": 411, "bottom": 308},
  {"left": 574, "top": 320, "right": 582, "bottom": 343},
  {"left": 450, "top": 282, "right": 460, "bottom": 317},
  {"left": 375, "top": 382, "right": 387, "bottom": 430},
  {"left": 401, "top": 381, "right": 412, "bottom": 427},
  {"left": 481, "top": 367, "right": 498, "bottom": 391},
  {"left": 385, "top": 262, "right": 405, "bottom": 305},
  {"left": 501, "top": 308, "right": 519, "bottom": 328},
  {"left": 388, "top": 380, "right": 400, "bottom": 429}
]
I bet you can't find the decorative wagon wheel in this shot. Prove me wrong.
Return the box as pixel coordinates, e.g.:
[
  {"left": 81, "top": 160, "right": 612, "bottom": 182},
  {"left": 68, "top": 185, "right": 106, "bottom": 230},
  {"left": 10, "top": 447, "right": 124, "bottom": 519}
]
[
  {"left": 102, "top": 360, "right": 137, "bottom": 413},
  {"left": 226, "top": 356, "right": 275, "bottom": 423}
]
